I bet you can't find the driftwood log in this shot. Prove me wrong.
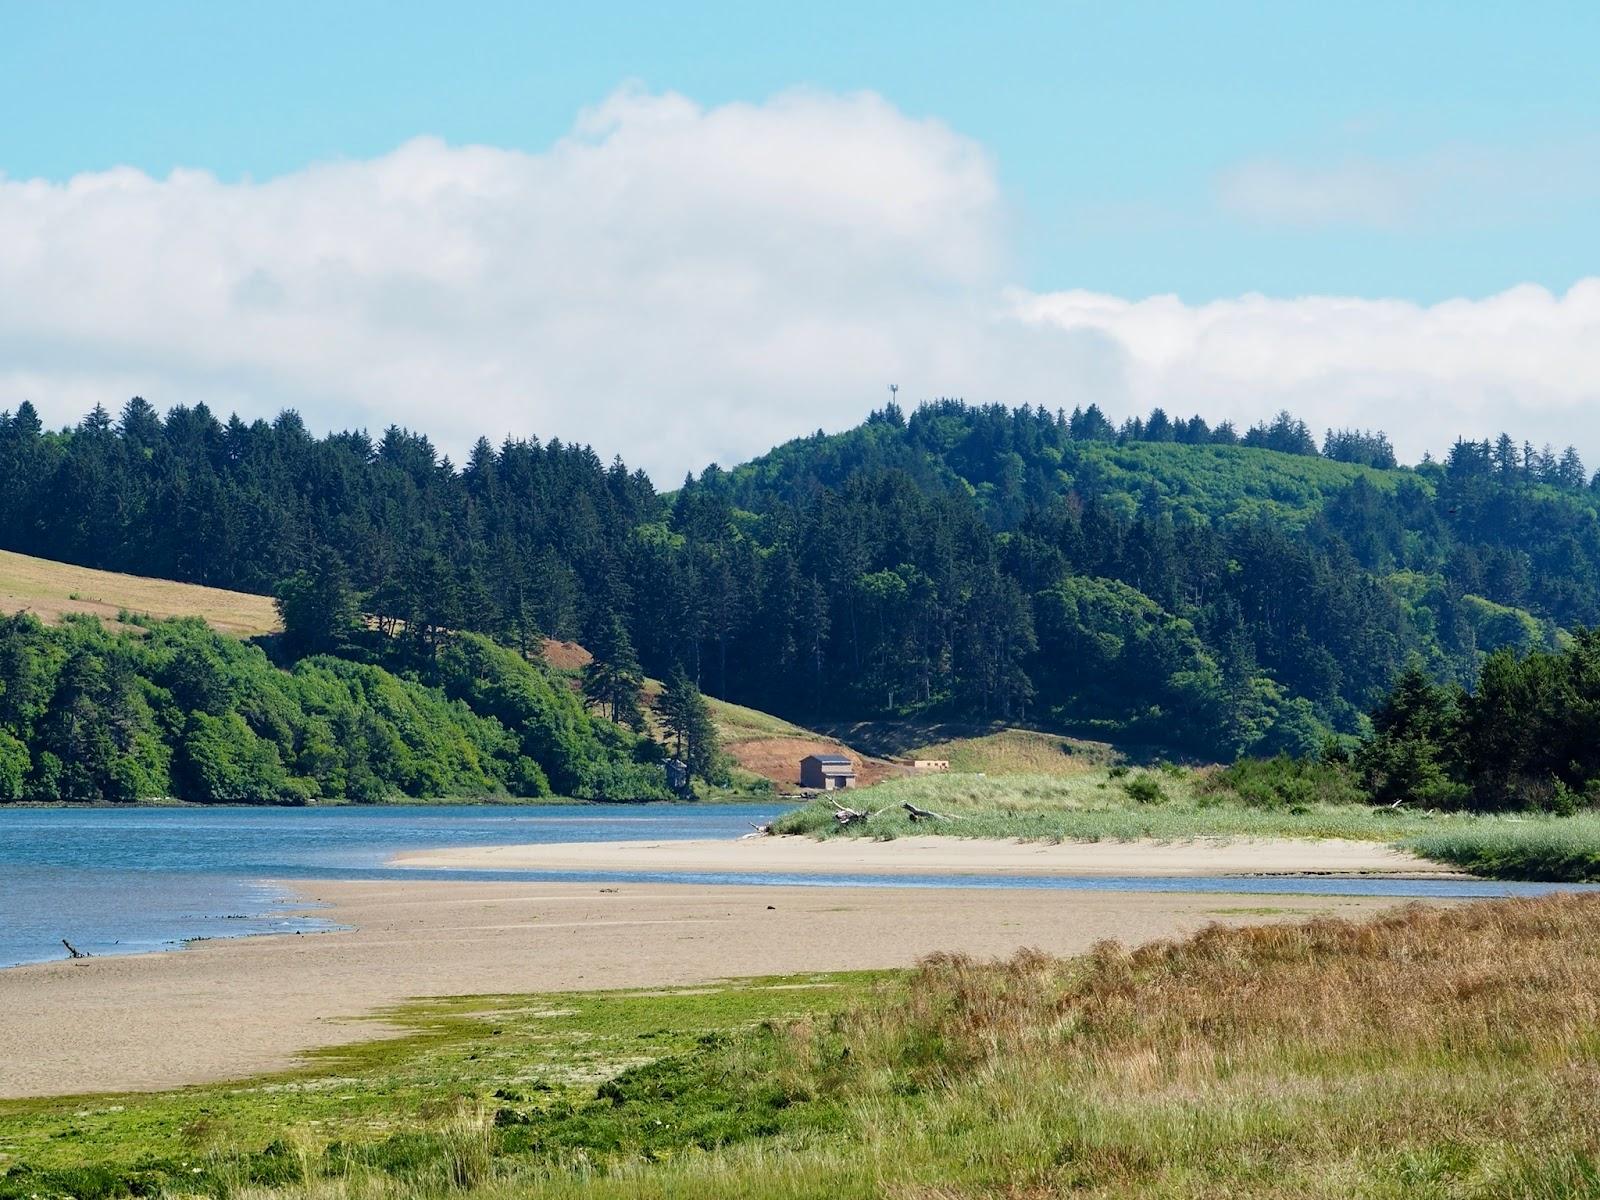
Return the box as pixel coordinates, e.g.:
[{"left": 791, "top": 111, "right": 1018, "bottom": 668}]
[
  {"left": 830, "top": 799, "right": 891, "bottom": 828},
  {"left": 61, "top": 938, "right": 89, "bottom": 960},
  {"left": 901, "top": 801, "right": 956, "bottom": 822},
  {"left": 831, "top": 800, "right": 869, "bottom": 827}
]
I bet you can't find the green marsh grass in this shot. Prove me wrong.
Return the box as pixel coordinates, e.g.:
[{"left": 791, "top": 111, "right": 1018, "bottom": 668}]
[
  {"left": 0, "top": 976, "right": 872, "bottom": 1198},
  {"left": 1405, "top": 813, "right": 1600, "bottom": 881}
]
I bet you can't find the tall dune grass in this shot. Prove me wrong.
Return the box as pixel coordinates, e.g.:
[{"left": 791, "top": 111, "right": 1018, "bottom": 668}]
[
  {"left": 770, "top": 769, "right": 1437, "bottom": 842},
  {"left": 489, "top": 896, "right": 1600, "bottom": 1197},
  {"left": 770, "top": 770, "right": 1600, "bottom": 881}
]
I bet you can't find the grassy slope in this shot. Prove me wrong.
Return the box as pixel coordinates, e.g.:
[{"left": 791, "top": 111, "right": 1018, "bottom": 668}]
[
  {"left": 6, "top": 896, "right": 1598, "bottom": 1197},
  {"left": 906, "top": 727, "right": 1120, "bottom": 774},
  {"left": 630, "top": 675, "right": 901, "bottom": 794},
  {"left": 810, "top": 718, "right": 1119, "bottom": 769},
  {"left": 1070, "top": 439, "right": 1410, "bottom": 525},
  {"left": 0, "top": 548, "right": 280, "bottom": 636}
]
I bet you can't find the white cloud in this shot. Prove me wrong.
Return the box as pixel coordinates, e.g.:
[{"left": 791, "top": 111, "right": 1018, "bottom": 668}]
[
  {"left": 2, "top": 87, "right": 1599, "bottom": 481},
  {"left": 1011, "top": 282, "right": 1600, "bottom": 461},
  {"left": 0, "top": 87, "right": 1009, "bottom": 479}
]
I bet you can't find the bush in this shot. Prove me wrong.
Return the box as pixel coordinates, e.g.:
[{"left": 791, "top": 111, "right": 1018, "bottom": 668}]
[
  {"left": 179, "top": 712, "right": 293, "bottom": 803},
  {"left": 1209, "top": 755, "right": 1367, "bottom": 808},
  {"left": 1121, "top": 774, "right": 1167, "bottom": 804}
]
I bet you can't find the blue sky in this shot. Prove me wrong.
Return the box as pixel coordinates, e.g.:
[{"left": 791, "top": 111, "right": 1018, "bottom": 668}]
[
  {"left": 3, "top": 2, "right": 1598, "bottom": 477},
  {"left": 9, "top": 1, "right": 1598, "bottom": 301}
]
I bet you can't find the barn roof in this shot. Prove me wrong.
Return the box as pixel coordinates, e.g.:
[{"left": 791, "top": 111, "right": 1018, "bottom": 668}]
[{"left": 806, "top": 754, "right": 853, "bottom": 765}]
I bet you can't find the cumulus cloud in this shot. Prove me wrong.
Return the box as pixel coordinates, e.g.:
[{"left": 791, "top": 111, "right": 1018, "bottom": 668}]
[
  {"left": 1011, "top": 282, "right": 1600, "bottom": 462},
  {"left": 1, "top": 87, "right": 1598, "bottom": 480},
  {"left": 0, "top": 87, "right": 1013, "bottom": 478}
]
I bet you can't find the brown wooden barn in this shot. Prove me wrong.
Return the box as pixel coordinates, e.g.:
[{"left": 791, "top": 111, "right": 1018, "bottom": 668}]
[{"left": 799, "top": 753, "right": 856, "bottom": 791}]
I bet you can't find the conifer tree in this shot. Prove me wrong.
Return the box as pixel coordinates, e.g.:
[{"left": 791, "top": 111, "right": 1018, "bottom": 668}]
[
  {"left": 581, "top": 614, "right": 646, "bottom": 731},
  {"left": 658, "top": 667, "right": 721, "bottom": 786},
  {"left": 275, "top": 548, "right": 361, "bottom": 657}
]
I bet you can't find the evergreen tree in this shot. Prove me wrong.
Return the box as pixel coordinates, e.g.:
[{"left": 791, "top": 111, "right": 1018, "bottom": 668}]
[
  {"left": 658, "top": 667, "right": 722, "bottom": 786},
  {"left": 275, "top": 548, "right": 361, "bottom": 657},
  {"left": 581, "top": 613, "right": 646, "bottom": 730},
  {"left": 1355, "top": 667, "right": 1465, "bottom": 807}
]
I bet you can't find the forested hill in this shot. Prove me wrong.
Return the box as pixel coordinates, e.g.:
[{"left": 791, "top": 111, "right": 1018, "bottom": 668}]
[
  {"left": 3, "top": 396, "right": 1600, "bottom": 761},
  {"left": 719, "top": 402, "right": 1411, "bottom": 528}
]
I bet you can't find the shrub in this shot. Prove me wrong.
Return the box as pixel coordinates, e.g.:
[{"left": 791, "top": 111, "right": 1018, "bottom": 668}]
[
  {"left": 1121, "top": 774, "right": 1167, "bottom": 804},
  {"left": 178, "top": 712, "right": 293, "bottom": 803},
  {"left": 1209, "top": 754, "right": 1367, "bottom": 808}
]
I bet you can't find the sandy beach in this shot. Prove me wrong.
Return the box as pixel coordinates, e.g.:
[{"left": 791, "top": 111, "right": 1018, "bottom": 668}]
[
  {"left": 0, "top": 877, "right": 1426, "bottom": 1099},
  {"left": 393, "top": 834, "right": 1450, "bottom": 877}
]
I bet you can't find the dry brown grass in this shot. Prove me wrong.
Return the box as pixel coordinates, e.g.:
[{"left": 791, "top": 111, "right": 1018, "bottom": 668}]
[
  {"left": 904, "top": 728, "right": 1119, "bottom": 776},
  {"left": 863, "top": 896, "right": 1600, "bottom": 1073},
  {"left": 803, "top": 894, "right": 1600, "bottom": 1197},
  {"left": 0, "top": 548, "right": 280, "bottom": 636}
]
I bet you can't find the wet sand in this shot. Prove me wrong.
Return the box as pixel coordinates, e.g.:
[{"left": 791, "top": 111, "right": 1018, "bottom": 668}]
[{"left": 0, "top": 878, "right": 1426, "bottom": 1099}]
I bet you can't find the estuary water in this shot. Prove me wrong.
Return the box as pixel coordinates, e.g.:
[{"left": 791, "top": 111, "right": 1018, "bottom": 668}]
[
  {"left": 0, "top": 803, "right": 788, "bottom": 968},
  {"left": 2, "top": 804, "right": 1596, "bottom": 968}
]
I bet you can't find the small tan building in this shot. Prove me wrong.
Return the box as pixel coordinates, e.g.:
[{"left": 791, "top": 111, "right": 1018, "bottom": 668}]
[
  {"left": 800, "top": 754, "right": 856, "bottom": 791},
  {"left": 913, "top": 759, "right": 950, "bottom": 772}
]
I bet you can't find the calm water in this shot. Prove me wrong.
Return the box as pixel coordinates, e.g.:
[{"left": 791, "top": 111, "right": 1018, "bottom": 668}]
[
  {"left": 0, "top": 803, "right": 788, "bottom": 968},
  {"left": 2, "top": 804, "right": 1597, "bottom": 969}
]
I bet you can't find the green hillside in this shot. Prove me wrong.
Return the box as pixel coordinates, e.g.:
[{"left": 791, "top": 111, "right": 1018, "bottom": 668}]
[
  {"left": 4, "top": 396, "right": 1599, "bottom": 765},
  {"left": 0, "top": 612, "right": 670, "bottom": 804},
  {"left": 1059, "top": 439, "right": 1408, "bottom": 525},
  {"left": 723, "top": 408, "right": 1415, "bottom": 528}
]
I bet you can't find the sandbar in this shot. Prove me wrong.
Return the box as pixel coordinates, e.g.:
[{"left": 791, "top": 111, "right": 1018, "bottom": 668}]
[
  {"left": 0, "top": 878, "right": 1427, "bottom": 1099},
  {"left": 393, "top": 834, "right": 1449, "bottom": 877}
]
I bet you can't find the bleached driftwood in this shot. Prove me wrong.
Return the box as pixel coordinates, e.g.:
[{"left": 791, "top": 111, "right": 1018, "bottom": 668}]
[{"left": 830, "top": 799, "right": 873, "bottom": 827}]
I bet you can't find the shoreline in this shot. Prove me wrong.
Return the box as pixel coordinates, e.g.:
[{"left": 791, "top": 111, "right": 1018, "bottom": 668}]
[
  {"left": 391, "top": 833, "right": 1453, "bottom": 877},
  {"left": 0, "top": 875, "right": 1434, "bottom": 1100},
  {"left": 0, "top": 833, "right": 1475, "bottom": 976}
]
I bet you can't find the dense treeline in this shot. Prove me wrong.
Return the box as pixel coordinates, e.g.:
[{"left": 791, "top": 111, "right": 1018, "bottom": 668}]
[
  {"left": 1356, "top": 630, "right": 1600, "bottom": 813},
  {"left": 0, "top": 613, "right": 669, "bottom": 804},
  {"left": 4, "top": 396, "right": 1600, "bottom": 760}
]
